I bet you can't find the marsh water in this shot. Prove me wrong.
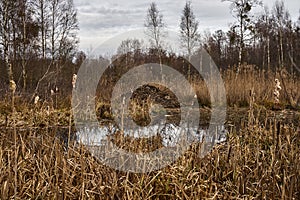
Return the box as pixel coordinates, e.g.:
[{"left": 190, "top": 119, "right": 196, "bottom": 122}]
[
  {"left": 75, "top": 123, "right": 227, "bottom": 148},
  {"left": 1, "top": 108, "right": 298, "bottom": 152}
]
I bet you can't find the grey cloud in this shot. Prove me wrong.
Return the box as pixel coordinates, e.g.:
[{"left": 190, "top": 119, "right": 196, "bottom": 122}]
[
  {"left": 79, "top": 6, "right": 144, "bottom": 16},
  {"left": 74, "top": 0, "right": 299, "bottom": 50}
]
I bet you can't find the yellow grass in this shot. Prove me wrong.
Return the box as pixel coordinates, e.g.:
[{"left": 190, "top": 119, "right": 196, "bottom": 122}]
[
  {"left": 0, "top": 107, "right": 299, "bottom": 199},
  {"left": 0, "top": 67, "right": 299, "bottom": 199}
]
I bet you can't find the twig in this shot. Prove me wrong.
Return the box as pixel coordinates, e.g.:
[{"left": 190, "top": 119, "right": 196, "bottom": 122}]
[
  {"left": 288, "top": 52, "right": 300, "bottom": 73},
  {"left": 278, "top": 70, "right": 294, "bottom": 107},
  {"left": 31, "top": 60, "right": 54, "bottom": 101}
]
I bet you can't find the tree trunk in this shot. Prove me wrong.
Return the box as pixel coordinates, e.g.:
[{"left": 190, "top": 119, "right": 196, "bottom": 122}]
[
  {"left": 3, "top": 1, "right": 14, "bottom": 85},
  {"left": 237, "top": 15, "right": 243, "bottom": 75},
  {"left": 279, "top": 28, "right": 284, "bottom": 69},
  {"left": 51, "top": 0, "right": 56, "bottom": 60},
  {"left": 267, "top": 36, "right": 270, "bottom": 72},
  {"left": 22, "top": 1, "right": 27, "bottom": 92},
  {"left": 40, "top": 0, "right": 46, "bottom": 59}
]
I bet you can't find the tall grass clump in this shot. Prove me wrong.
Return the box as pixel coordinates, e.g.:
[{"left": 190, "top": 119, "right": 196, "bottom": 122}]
[{"left": 0, "top": 107, "right": 299, "bottom": 199}]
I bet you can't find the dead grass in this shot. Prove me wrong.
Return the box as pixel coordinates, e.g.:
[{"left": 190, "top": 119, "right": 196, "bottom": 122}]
[
  {"left": 193, "top": 66, "right": 300, "bottom": 108},
  {"left": 96, "top": 67, "right": 300, "bottom": 119},
  {"left": 0, "top": 107, "right": 299, "bottom": 199},
  {"left": 0, "top": 66, "right": 299, "bottom": 199}
]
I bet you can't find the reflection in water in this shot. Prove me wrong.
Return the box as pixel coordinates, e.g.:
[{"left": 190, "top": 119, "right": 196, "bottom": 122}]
[{"left": 76, "top": 123, "right": 227, "bottom": 148}]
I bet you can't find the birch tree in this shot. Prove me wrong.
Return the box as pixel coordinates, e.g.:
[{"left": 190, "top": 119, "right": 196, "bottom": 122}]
[
  {"left": 144, "top": 2, "right": 166, "bottom": 79},
  {"left": 144, "top": 2, "right": 166, "bottom": 50},
  {"left": 57, "top": 0, "right": 78, "bottom": 61},
  {"left": 222, "top": 0, "right": 262, "bottom": 73},
  {"left": 272, "top": 0, "right": 290, "bottom": 70},
  {"left": 33, "top": 0, "right": 49, "bottom": 59},
  {"left": 0, "top": 0, "right": 14, "bottom": 85},
  {"left": 179, "top": 1, "right": 200, "bottom": 78},
  {"left": 179, "top": 1, "right": 200, "bottom": 60}
]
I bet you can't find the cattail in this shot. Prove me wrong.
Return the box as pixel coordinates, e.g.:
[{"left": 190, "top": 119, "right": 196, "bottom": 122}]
[
  {"left": 72, "top": 74, "right": 77, "bottom": 88},
  {"left": 34, "top": 95, "right": 40, "bottom": 104},
  {"left": 10, "top": 80, "right": 16, "bottom": 94},
  {"left": 46, "top": 106, "right": 50, "bottom": 116},
  {"left": 275, "top": 79, "right": 281, "bottom": 90},
  {"left": 274, "top": 79, "right": 281, "bottom": 103}
]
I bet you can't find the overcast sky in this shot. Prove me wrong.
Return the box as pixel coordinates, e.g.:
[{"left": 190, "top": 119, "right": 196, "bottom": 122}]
[{"left": 73, "top": 0, "right": 300, "bottom": 52}]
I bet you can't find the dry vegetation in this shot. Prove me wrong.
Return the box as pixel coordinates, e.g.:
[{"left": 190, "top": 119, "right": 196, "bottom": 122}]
[
  {"left": 0, "top": 67, "right": 300, "bottom": 199},
  {"left": 0, "top": 0, "right": 299, "bottom": 197},
  {"left": 95, "top": 67, "right": 300, "bottom": 129},
  {"left": 0, "top": 108, "right": 299, "bottom": 199}
]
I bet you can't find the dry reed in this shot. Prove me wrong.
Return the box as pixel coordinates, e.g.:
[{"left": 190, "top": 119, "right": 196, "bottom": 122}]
[{"left": 0, "top": 107, "right": 299, "bottom": 199}]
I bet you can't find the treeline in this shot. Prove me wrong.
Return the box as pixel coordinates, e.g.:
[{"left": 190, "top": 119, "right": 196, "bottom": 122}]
[
  {"left": 204, "top": 0, "right": 300, "bottom": 72},
  {"left": 0, "top": 0, "right": 79, "bottom": 94},
  {"left": 117, "top": 0, "right": 300, "bottom": 74},
  {"left": 0, "top": 0, "right": 299, "bottom": 99},
  {"left": 99, "top": 0, "right": 300, "bottom": 108}
]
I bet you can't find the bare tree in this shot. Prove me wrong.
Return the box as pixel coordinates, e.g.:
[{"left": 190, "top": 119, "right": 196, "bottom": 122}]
[
  {"left": 255, "top": 7, "right": 272, "bottom": 70},
  {"left": 144, "top": 2, "right": 166, "bottom": 50},
  {"left": 18, "top": 0, "right": 38, "bottom": 91},
  {"left": 57, "top": 0, "right": 78, "bottom": 61},
  {"left": 31, "top": 0, "right": 78, "bottom": 61},
  {"left": 33, "top": 0, "right": 49, "bottom": 59},
  {"left": 223, "top": 0, "right": 262, "bottom": 73},
  {"left": 272, "top": 0, "right": 290, "bottom": 70},
  {"left": 179, "top": 1, "right": 200, "bottom": 60},
  {"left": 49, "top": 0, "right": 60, "bottom": 60},
  {"left": 144, "top": 2, "right": 166, "bottom": 79},
  {"left": 0, "top": 0, "right": 14, "bottom": 85},
  {"left": 210, "top": 30, "right": 226, "bottom": 67},
  {"left": 179, "top": 1, "right": 200, "bottom": 78},
  {"left": 117, "top": 38, "right": 143, "bottom": 65},
  {"left": 117, "top": 39, "right": 143, "bottom": 55}
]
